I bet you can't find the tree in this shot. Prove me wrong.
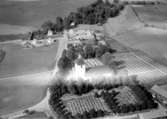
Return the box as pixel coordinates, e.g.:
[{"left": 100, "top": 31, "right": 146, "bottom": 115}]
[
  {"left": 63, "top": 17, "right": 71, "bottom": 29},
  {"left": 84, "top": 44, "right": 94, "bottom": 58},
  {"left": 101, "top": 52, "right": 114, "bottom": 65},
  {"left": 67, "top": 12, "right": 79, "bottom": 26},
  {"left": 55, "top": 16, "right": 64, "bottom": 32},
  {"left": 0, "top": 49, "right": 5, "bottom": 64},
  {"left": 41, "top": 20, "right": 54, "bottom": 33},
  {"left": 66, "top": 49, "right": 77, "bottom": 61},
  {"left": 58, "top": 56, "right": 73, "bottom": 71},
  {"left": 48, "top": 116, "right": 54, "bottom": 119}
]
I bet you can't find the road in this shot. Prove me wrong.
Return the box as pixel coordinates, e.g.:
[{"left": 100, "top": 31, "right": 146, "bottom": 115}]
[
  {"left": 1, "top": 33, "right": 68, "bottom": 119},
  {"left": 51, "top": 32, "right": 68, "bottom": 78}
]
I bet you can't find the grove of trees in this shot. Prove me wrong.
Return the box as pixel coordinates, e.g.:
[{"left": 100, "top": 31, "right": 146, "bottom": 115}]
[{"left": 58, "top": 43, "right": 116, "bottom": 71}]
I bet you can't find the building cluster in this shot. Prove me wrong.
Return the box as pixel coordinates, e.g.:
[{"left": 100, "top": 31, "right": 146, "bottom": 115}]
[
  {"left": 67, "top": 29, "right": 104, "bottom": 45},
  {"left": 23, "top": 30, "right": 58, "bottom": 48},
  {"left": 68, "top": 29, "right": 94, "bottom": 41}
]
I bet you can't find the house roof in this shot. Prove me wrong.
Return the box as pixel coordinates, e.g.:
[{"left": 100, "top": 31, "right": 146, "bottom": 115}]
[{"left": 151, "top": 85, "right": 167, "bottom": 99}]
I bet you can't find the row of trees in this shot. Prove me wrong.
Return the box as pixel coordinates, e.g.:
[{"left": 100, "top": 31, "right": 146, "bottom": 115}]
[
  {"left": 0, "top": 49, "right": 5, "bottom": 64},
  {"left": 100, "top": 85, "right": 158, "bottom": 114},
  {"left": 67, "top": 43, "right": 116, "bottom": 59},
  {"left": 123, "top": 1, "right": 160, "bottom": 5},
  {"left": 29, "top": 0, "right": 125, "bottom": 40},
  {"left": 74, "top": 109, "right": 107, "bottom": 119}
]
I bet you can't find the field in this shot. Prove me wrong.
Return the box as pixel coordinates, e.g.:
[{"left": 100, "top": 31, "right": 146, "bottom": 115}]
[
  {"left": 0, "top": 80, "right": 47, "bottom": 115},
  {"left": 104, "top": 4, "right": 167, "bottom": 68},
  {"left": 103, "top": 4, "right": 167, "bottom": 86},
  {"left": 62, "top": 93, "right": 111, "bottom": 116},
  {"left": 113, "top": 27, "right": 167, "bottom": 66},
  {"left": 133, "top": 5, "right": 167, "bottom": 27},
  {"left": 0, "top": 0, "right": 96, "bottom": 36},
  {"left": 113, "top": 51, "right": 167, "bottom": 85},
  {"left": 0, "top": 42, "right": 58, "bottom": 78},
  {"left": 115, "top": 86, "right": 142, "bottom": 106},
  {"left": 0, "top": 41, "right": 59, "bottom": 115}
]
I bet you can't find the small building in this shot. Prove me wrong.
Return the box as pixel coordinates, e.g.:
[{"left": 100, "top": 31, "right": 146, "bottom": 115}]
[
  {"left": 47, "top": 29, "right": 53, "bottom": 36},
  {"left": 139, "top": 105, "right": 167, "bottom": 119},
  {"left": 151, "top": 85, "right": 167, "bottom": 105}
]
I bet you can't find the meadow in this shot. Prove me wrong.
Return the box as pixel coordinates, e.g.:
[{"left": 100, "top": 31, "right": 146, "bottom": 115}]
[
  {"left": 0, "top": 0, "right": 96, "bottom": 36},
  {"left": 0, "top": 41, "right": 58, "bottom": 115}
]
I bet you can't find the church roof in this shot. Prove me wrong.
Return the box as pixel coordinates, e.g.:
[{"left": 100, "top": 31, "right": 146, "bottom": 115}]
[
  {"left": 75, "top": 58, "right": 85, "bottom": 65},
  {"left": 75, "top": 54, "right": 85, "bottom": 65}
]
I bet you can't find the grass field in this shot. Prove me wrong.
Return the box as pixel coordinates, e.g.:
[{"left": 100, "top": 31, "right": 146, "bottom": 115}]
[
  {"left": 0, "top": 42, "right": 58, "bottom": 78},
  {"left": 133, "top": 5, "right": 167, "bottom": 27},
  {"left": 0, "top": 84, "right": 47, "bottom": 115},
  {"left": 0, "top": 0, "right": 96, "bottom": 35},
  {"left": 0, "top": 41, "right": 59, "bottom": 115},
  {"left": 113, "top": 27, "right": 167, "bottom": 67},
  {"left": 104, "top": 4, "right": 167, "bottom": 67}
]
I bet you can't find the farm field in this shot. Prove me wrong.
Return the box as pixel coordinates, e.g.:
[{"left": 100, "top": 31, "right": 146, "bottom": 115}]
[
  {"left": 113, "top": 51, "right": 167, "bottom": 86},
  {"left": 115, "top": 86, "right": 142, "bottom": 106},
  {"left": 104, "top": 4, "right": 167, "bottom": 69},
  {"left": 133, "top": 5, "right": 167, "bottom": 27},
  {"left": 0, "top": 42, "right": 58, "bottom": 78},
  {"left": 0, "top": 78, "right": 47, "bottom": 115},
  {"left": 0, "top": 41, "right": 58, "bottom": 115},
  {"left": 0, "top": 0, "right": 96, "bottom": 35},
  {"left": 113, "top": 27, "right": 167, "bottom": 67}
]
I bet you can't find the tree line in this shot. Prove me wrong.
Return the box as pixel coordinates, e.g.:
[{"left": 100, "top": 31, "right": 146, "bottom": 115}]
[{"left": 29, "top": 0, "right": 124, "bottom": 40}]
